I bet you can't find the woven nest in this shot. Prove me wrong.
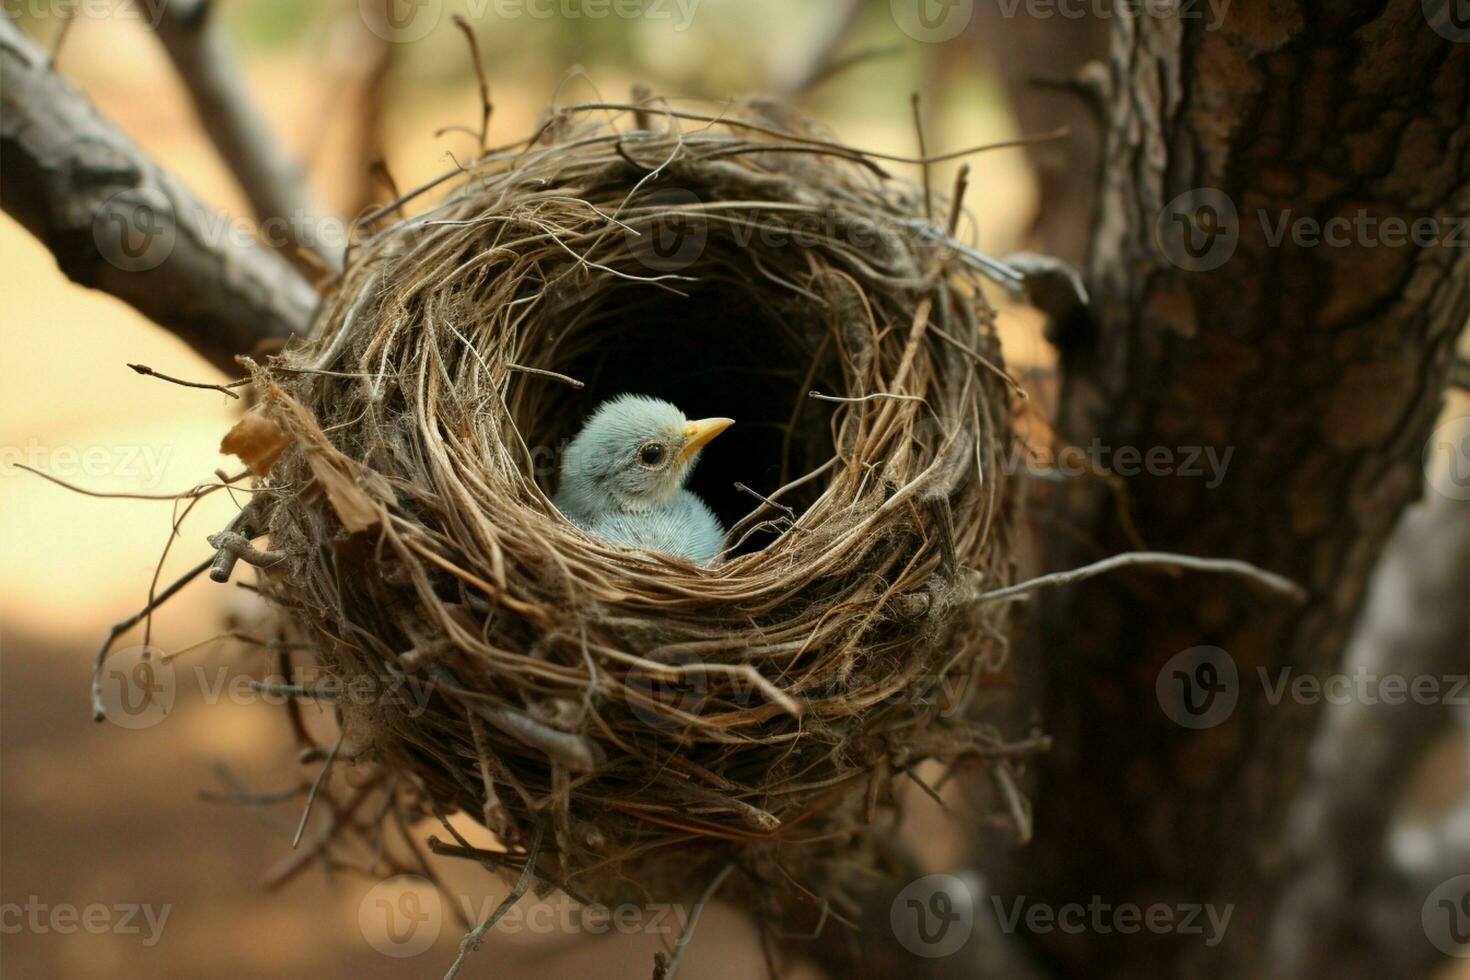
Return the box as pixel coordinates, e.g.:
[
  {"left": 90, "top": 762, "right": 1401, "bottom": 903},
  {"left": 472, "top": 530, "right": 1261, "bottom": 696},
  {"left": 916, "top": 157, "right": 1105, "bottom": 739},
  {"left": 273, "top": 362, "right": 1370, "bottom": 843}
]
[{"left": 237, "top": 99, "right": 1018, "bottom": 911}]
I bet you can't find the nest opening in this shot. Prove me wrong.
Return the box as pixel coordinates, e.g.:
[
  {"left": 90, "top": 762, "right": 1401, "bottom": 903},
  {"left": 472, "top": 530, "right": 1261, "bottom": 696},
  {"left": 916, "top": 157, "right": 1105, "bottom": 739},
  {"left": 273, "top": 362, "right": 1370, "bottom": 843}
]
[{"left": 515, "top": 278, "right": 840, "bottom": 549}]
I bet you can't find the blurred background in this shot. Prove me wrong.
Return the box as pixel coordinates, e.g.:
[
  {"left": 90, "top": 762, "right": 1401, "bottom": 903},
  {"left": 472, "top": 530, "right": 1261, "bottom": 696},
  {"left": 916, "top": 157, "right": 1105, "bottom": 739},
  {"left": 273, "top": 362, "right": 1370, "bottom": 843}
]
[{"left": 0, "top": 2, "right": 1463, "bottom": 978}]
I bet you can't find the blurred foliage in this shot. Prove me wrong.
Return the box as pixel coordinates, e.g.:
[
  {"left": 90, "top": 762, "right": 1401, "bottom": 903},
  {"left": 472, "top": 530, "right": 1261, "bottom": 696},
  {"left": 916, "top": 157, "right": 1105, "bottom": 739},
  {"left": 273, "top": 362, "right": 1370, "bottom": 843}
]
[
  {"left": 208, "top": 0, "right": 1005, "bottom": 116},
  {"left": 12, "top": 0, "right": 1010, "bottom": 136},
  {"left": 226, "top": 0, "right": 336, "bottom": 47}
]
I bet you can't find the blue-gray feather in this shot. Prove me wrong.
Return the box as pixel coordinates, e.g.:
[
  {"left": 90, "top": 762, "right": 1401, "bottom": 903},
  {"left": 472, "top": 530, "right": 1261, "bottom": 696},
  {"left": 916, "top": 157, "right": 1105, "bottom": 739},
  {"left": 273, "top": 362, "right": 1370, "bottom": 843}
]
[
  {"left": 584, "top": 490, "right": 725, "bottom": 565},
  {"left": 553, "top": 394, "right": 728, "bottom": 565}
]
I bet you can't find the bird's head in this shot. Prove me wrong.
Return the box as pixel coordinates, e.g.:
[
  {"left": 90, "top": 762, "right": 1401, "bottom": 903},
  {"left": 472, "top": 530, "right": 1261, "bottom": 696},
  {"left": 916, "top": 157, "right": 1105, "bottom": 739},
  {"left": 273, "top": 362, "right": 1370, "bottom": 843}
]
[{"left": 557, "top": 394, "right": 734, "bottom": 515}]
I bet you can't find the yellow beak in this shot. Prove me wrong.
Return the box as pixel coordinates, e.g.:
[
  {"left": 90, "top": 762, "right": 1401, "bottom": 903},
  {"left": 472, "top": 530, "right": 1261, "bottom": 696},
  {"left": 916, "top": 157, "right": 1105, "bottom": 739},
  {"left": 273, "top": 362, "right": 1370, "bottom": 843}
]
[{"left": 677, "top": 417, "right": 734, "bottom": 462}]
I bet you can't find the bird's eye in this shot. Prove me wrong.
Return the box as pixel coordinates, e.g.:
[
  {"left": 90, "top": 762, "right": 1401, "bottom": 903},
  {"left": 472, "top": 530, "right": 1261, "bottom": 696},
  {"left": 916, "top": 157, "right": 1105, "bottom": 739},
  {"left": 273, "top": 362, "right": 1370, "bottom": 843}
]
[{"left": 637, "top": 442, "right": 666, "bottom": 467}]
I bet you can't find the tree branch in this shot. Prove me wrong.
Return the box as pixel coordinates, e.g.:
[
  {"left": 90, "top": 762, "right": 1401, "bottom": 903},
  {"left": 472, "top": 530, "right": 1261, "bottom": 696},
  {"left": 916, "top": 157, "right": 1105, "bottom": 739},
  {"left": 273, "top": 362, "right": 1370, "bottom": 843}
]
[
  {"left": 0, "top": 16, "right": 317, "bottom": 374},
  {"left": 769, "top": 0, "right": 868, "bottom": 98},
  {"left": 1269, "top": 493, "right": 1470, "bottom": 979},
  {"left": 143, "top": 0, "right": 341, "bottom": 273}
]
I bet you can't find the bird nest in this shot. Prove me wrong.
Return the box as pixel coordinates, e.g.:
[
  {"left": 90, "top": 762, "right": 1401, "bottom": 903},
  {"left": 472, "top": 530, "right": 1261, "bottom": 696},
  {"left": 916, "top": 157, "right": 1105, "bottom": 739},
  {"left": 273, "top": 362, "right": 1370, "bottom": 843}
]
[{"left": 230, "top": 99, "right": 1019, "bottom": 912}]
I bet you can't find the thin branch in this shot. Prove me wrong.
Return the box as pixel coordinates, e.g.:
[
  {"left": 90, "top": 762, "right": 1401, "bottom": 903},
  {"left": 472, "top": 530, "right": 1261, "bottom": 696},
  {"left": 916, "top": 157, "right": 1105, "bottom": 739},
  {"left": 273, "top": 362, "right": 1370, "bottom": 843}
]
[
  {"left": 348, "top": 12, "right": 396, "bottom": 217},
  {"left": 946, "top": 163, "right": 970, "bottom": 237},
  {"left": 0, "top": 18, "right": 317, "bottom": 373},
  {"left": 474, "top": 702, "right": 600, "bottom": 772},
  {"left": 442, "top": 821, "right": 545, "bottom": 980},
  {"left": 364, "top": 159, "right": 403, "bottom": 220},
  {"left": 506, "top": 362, "right": 585, "bottom": 388},
  {"left": 451, "top": 15, "right": 492, "bottom": 154},
  {"left": 733, "top": 481, "right": 797, "bottom": 521},
  {"left": 143, "top": 0, "right": 341, "bottom": 273},
  {"left": 808, "top": 390, "right": 926, "bottom": 405},
  {"left": 976, "top": 550, "right": 1307, "bottom": 603},
  {"left": 991, "top": 762, "right": 1033, "bottom": 845},
  {"left": 248, "top": 680, "right": 339, "bottom": 702},
  {"left": 629, "top": 83, "right": 654, "bottom": 132},
  {"left": 12, "top": 464, "right": 245, "bottom": 502},
  {"left": 426, "top": 837, "right": 591, "bottom": 905},
  {"left": 895, "top": 218, "right": 1027, "bottom": 288},
  {"left": 910, "top": 93, "right": 932, "bottom": 223},
  {"left": 1030, "top": 61, "right": 1112, "bottom": 126},
  {"left": 90, "top": 556, "right": 215, "bottom": 720},
  {"left": 771, "top": 0, "right": 868, "bottom": 96},
  {"left": 1451, "top": 354, "right": 1470, "bottom": 392},
  {"left": 801, "top": 43, "right": 902, "bottom": 94},
  {"left": 47, "top": 8, "right": 77, "bottom": 69},
  {"left": 128, "top": 362, "right": 243, "bottom": 398},
  {"left": 655, "top": 862, "right": 734, "bottom": 980},
  {"left": 291, "top": 730, "right": 343, "bottom": 848}
]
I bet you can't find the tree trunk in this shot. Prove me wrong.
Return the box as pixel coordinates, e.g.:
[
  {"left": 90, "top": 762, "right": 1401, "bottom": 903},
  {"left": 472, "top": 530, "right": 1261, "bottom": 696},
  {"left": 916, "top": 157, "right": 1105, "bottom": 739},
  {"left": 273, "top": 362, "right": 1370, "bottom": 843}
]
[{"left": 1011, "top": 3, "right": 1468, "bottom": 978}]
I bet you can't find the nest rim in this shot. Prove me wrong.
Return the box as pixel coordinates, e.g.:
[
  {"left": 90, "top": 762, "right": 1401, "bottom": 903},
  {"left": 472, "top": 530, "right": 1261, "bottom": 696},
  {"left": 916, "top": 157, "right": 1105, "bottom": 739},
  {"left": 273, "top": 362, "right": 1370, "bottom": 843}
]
[{"left": 238, "top": 97, "right": 1019, "bottom": 910}]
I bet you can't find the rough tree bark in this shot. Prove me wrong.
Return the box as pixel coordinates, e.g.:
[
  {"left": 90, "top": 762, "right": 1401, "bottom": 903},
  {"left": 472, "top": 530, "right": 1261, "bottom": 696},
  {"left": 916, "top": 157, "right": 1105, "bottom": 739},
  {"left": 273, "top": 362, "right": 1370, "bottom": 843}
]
[{"left": 1011, "top": 3, "right": 1468, "bottom": 979}]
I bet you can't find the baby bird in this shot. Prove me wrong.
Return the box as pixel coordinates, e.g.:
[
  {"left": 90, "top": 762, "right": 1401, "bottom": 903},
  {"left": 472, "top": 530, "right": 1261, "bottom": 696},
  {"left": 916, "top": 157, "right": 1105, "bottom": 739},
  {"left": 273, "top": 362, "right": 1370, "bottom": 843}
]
[{"left": 554, "top": 394, "right": 733, "bottom": 565}]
